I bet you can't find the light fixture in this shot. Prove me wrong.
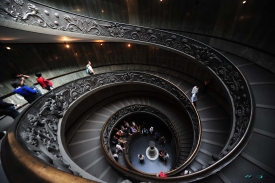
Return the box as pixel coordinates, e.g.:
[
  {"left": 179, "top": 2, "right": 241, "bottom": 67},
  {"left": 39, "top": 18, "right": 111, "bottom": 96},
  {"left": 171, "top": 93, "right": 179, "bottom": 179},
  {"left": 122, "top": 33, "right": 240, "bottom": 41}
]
[
  {"left": 102, "top": 9, "right": 104, "bottom": 13},
  {"left": 66, "top": 44, "right": 70, "bottom": 48},
  {"left": 100, "top": 43, "right": 103, "bottom": 46},
  {"left": 6, "top": 47, "right": 11, "bottom": 50},
  {"left": 243, "top": 1, "right": 246, "bottom": 4},
  {"left": 160, "top": 0, "right": 162, "bottom": 2},
  {"left": 128, "top": 44, "right": 131, "bottom": 47}
]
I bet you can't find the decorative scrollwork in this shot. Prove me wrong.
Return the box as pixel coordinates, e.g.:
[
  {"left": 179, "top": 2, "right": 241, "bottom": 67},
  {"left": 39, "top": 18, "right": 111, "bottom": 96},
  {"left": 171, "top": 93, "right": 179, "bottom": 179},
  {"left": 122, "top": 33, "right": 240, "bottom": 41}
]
[
  {"left": 98, "top": 22, "right": 130, "bottom": 37},
  {"left": 101, "top": 104, "right": 181, "bottom": 171},
  {"left": 1, "top": 0, "right": 253, "bottom": 178},
  {"left": 21, "top": 3, "right": 57, "bottom": 28},
  {"left": 0, "top": 0, "right": 22, "bottom": 21},
  {"left": 14, "top": 0, "right": 24, "bottom": 6},
  {"left": 16, "top": 71, "right": 200, "bottom": 177},
  {"left": 60, "top": 14, "right": 101, "bottom": 35}
]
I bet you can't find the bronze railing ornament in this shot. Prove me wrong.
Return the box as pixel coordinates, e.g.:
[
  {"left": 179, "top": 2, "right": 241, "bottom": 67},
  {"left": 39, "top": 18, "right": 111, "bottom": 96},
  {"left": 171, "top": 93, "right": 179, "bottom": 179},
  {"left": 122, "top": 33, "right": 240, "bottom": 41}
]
[
  {"left": 0, "top": 0, "right": 254, "bottom": 181},
  {"left": 101, "top": 105, "right": 184, "bottom": 174},
  {"left": 12, "top": 71, "right": 200, "bottom": 182}
]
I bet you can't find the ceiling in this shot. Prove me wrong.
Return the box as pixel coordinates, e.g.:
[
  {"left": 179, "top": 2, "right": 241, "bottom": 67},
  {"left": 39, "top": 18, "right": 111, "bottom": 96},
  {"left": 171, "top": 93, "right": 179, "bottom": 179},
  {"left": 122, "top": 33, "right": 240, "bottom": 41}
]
[{"left": 0, "top": 26, "right": 92, "bottom": 44}]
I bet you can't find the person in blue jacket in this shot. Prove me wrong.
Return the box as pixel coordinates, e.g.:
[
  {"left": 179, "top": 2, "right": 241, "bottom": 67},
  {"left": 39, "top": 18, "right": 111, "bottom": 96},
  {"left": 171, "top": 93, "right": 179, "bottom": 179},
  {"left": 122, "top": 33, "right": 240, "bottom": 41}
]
[{"left": 10, "top": 80, "right": 39, "bottom": 104}]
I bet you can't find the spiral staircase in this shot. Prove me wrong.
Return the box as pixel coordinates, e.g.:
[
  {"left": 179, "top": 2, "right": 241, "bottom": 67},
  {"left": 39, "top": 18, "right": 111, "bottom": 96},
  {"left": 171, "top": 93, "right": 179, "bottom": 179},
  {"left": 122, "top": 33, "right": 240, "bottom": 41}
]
[
  {"left": 65, "top": 71, "right": 231, "bottom": 182},
  {"left": 2, "top": 55, "right": 275, "bottom": 182},
  {"left": 0, "top": 1, "right": 275, "bottom": 183}
]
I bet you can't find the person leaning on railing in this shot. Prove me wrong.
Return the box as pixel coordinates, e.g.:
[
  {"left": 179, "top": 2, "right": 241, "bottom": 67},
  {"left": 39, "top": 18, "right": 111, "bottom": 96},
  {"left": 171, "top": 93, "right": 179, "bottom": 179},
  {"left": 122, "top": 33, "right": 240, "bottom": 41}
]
[
  {"left": 35, "top": 72, "right": 53, "bottom": 91},
  {"left": 0, "top": 99, "right": 20, "bottom": 119},
  {"left": 116, "top": 143, "right": 125, "bottom": 153},
  {"left": 118, "top": 137, "right": 127, "bottom": 146},
  {"left": 10, "top": 80, "right": 40, "bottom": 104},
  {"left": 14, "top": 73, "right": 42, "bottom": 95}
]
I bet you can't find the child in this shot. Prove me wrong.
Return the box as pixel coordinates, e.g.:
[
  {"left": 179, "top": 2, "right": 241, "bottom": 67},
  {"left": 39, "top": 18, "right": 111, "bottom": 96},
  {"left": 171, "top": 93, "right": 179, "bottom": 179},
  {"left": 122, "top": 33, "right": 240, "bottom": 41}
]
[{"left": 35, "top": 72, "right": 53, "bottom": 91}]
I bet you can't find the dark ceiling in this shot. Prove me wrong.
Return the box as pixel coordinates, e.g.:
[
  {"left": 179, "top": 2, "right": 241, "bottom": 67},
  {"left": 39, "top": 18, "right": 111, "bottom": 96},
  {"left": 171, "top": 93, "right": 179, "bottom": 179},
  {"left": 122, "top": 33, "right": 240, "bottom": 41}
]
[{"left": 34, "top": 0, "right": 275, "bottom": 55}]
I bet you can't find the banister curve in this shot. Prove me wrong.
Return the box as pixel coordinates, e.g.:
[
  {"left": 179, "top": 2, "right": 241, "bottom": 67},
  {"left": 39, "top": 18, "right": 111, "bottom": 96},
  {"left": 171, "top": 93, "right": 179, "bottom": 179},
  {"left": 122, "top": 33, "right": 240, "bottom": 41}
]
[
  {"left": 0, "top": 0, "right": 254, "bottom": 181},
  {"left": 12, "top": 71, "right": 201, "bottom": 182},
  {"left": 100, "top": 104, "right": 185, "bottom": 175}
]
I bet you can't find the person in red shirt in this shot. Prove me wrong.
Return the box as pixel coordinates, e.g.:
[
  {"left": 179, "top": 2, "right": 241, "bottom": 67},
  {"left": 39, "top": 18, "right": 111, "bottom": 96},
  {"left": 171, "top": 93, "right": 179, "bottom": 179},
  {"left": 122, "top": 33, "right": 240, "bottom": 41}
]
[{"left": 35, "top": 72, "right": 53, "bottom": 91}]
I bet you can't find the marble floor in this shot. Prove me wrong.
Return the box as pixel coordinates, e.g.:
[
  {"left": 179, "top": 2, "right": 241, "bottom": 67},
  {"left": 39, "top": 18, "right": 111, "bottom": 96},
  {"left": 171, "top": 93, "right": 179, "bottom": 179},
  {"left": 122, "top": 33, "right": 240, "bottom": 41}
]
[{"left": 129, "top": 134, "right": 174, "bottom": 174}]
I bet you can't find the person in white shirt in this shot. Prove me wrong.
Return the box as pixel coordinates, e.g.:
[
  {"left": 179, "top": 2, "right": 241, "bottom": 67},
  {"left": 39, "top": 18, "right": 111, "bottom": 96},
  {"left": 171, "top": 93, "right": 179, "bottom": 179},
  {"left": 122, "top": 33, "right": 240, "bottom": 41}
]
[
  {"left": 86, "top": 61, "right": 94, "bottom": 75},
  {"left": 123, "top": 120, "right": 129, "bottom": 128},
  {"left": 191, "top": 86, "right": 199, "bottom": 97},
  {"left": 116, "top": 143, "right": 124, "bottom": 153},
  {"left": 138, "top": 154, "right": 145, "bottom": 164},
  {"left": 149, "top": 126, "right": 154, "bottom": 135},
  {"left": 183, "top": 170, "right": 189, "bottom": 175},
  {"left": 163, "top": 152, "right": 169, "bottom": 164},
  {"left": 112, "top": 151, "right": 118, "bottom": 161}
]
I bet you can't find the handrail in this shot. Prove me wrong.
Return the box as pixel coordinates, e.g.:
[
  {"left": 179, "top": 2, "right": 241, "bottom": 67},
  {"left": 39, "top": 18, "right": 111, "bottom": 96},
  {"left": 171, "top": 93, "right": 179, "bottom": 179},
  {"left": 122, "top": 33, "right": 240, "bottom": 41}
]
[
  {"left": 100, "top": 105, "right": 182, "bottom": 175},
  {"left": 0, "top": 0, "right": 254, "bottom": 181},
  {"left": 97, "top": 73, "right": 201, "bottom": 175},
  {"left": 0, "top": 68, "right": 85, "bottom": 100},
  {"left": 124, "top": 133, "right": 147, "bottom": 173},
  {"left": 162, "top": 28, "right": 275, "bottom": 58},
  {"left": 123, "top": 131, "right": 181, "bottom": 175},
  {"left": 9, "top": 71, "right": 200, "bottom": 182}
]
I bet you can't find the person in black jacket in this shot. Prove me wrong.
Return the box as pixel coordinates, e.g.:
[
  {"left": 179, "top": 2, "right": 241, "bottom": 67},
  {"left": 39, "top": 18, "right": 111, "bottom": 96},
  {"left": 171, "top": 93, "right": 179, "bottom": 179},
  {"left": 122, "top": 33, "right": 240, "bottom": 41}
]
[{"left": 0, "top": 99, "right": 20, "bottom": 119}]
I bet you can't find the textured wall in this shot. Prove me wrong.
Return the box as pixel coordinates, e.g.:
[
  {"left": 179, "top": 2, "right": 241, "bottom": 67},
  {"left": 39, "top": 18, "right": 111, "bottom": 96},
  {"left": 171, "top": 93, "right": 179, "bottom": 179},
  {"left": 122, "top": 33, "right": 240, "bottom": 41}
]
[
  {"left": 0, "top": 42, "right": 223, "bottom": 103},
  {"left": 173, "top": 31, "right": 275, "bottom": 74},
  {"left": 37, "top": 0, "right": 275, "bottom": 56}
]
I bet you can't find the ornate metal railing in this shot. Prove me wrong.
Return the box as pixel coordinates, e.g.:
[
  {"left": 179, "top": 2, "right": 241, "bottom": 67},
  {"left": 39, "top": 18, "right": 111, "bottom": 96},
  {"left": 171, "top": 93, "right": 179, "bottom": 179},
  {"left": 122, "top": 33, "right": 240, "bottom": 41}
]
[
  {"left": 101, "top": 105, "right": 182, "bottom": 175},
  {"left": 0, "top": 0, "right": 254, "bottom": 181},
  {"left": 8, "top": 71, "right": 200, "bottom": 182}
]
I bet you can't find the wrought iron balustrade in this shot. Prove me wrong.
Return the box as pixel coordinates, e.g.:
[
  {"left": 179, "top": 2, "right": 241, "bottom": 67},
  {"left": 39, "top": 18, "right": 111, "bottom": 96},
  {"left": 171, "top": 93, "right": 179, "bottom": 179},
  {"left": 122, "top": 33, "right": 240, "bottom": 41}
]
[
  {"left": 101, "top": 105, "right": 183, "bottom": 175},
  {"left": 0, "top": 0, "right": 254, "bottom": 181}
]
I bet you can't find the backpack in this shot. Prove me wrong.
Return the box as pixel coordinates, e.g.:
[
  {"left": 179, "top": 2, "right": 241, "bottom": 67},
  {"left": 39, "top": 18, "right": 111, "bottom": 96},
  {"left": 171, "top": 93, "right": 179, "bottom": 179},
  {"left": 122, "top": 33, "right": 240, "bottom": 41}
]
[{"left": 43, "top": 78, "right": 53, "bottom": 87}]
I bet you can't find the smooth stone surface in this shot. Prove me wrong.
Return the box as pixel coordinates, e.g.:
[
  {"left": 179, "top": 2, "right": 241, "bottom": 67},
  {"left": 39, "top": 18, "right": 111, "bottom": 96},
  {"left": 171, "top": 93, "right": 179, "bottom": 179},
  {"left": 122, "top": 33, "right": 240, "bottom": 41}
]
[{"left": 130, "top": 135, "right": 173, "bottom": 174}]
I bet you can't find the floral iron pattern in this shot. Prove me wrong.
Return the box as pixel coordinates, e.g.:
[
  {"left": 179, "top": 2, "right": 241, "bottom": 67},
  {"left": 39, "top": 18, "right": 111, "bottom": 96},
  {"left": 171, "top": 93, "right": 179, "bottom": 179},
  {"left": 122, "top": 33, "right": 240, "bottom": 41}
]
[
  {"left": 16, "top": 71, "right": 200, "bottom": 176},
  {"left": 1, "top": 0, "right": 252, "bottom": 177}
]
